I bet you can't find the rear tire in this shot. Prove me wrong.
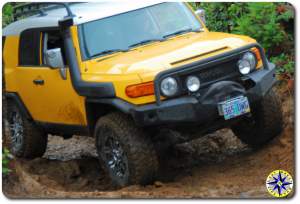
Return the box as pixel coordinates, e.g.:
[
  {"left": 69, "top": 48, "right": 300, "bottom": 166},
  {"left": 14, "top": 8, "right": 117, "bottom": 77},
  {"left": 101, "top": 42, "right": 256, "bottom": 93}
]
[
  {"left": 232, "top": 88, "right": 283, "bottom": 148},
  {"left": 6, "top": 102, "right": 48, "bottom": 158},
  {"left": 95, "top": 112, "right": 158, "bottom": 188}
]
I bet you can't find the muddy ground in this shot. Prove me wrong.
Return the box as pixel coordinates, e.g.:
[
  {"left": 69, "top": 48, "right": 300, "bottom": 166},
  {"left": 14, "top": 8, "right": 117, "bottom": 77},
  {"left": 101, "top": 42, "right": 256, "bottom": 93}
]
[{"left": 2, "top": 84, "right": 295, "bottom": 198}]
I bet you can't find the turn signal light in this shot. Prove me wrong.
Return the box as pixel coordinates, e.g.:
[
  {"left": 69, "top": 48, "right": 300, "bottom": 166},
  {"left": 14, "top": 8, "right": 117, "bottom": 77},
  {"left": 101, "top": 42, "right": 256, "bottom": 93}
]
[
  {"left": 251, "top": 47, "right": 263, "bottom": 69},
  {"left": 126, "top": 82, "right": 154, "bottom": 98},
  {"left": 251, "top": 47, "right": 262, "bottom": 62}
]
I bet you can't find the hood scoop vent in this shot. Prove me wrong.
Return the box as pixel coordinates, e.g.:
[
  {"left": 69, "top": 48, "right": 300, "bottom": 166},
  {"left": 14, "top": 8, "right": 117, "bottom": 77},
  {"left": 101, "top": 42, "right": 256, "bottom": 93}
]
[{"left": 170, "top": 46, "right": 229, "bottom": 66}]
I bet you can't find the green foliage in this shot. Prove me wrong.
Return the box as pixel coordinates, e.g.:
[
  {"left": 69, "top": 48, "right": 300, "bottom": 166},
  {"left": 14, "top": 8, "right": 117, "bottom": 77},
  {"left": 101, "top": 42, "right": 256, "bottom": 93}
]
[
  {"left": 2, "top": 148, "right": 12, "bottom": 175},
  {"left": 190, "top": 2, "right": 247, "bottom": 33},
  {"left": 191, "top": 2, "right": 294, "bottom": 77},
  {"left": 271, "top": 54, "right": 294, "bottom": 75},
  {"left": 2, "top": 3, "right": 14, "bottom": 27},
  {"left": 277, "top": 8, "right": 293, "bottom": 22},
  {"left": 233, "top": 3, "right": 284, "bottom": 52}
]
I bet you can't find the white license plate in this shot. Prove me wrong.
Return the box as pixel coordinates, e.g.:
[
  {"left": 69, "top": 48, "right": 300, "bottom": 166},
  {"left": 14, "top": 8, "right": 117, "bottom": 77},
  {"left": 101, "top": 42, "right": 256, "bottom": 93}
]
[{"left": 218, "top": 96, "right": 250, "bottom": 120}]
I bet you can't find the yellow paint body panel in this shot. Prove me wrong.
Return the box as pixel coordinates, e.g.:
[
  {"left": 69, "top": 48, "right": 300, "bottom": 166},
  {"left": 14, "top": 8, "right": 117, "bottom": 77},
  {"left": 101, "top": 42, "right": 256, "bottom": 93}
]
[{"left": 4, "top": 36, "right": 87, "bottom": 125}]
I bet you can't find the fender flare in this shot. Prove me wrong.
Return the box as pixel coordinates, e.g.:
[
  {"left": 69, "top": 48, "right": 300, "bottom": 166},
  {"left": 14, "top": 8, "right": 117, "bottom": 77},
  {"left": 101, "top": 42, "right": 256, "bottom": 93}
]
[{"left": 5, "top": 92, "right": 33, "bottom": 120}]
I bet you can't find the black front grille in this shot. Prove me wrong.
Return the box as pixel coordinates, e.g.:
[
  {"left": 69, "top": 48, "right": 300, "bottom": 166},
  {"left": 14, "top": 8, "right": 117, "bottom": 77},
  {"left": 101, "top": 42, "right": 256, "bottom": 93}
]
[
  {"left": 198, "top": 58, "right": 240, "bottom": 84},
  {"left": 179, "top": 57, "right": 241, "bottom": 91}
]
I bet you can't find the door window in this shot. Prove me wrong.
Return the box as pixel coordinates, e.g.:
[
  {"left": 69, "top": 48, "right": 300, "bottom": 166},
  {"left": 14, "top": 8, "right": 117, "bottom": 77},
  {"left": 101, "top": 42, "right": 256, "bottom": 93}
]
[
  {"left": 19, "top": 28, "right": 66, "bottom": 67},
  {"left": 19, "top": 29, "right": 41, "bottom": 66}
]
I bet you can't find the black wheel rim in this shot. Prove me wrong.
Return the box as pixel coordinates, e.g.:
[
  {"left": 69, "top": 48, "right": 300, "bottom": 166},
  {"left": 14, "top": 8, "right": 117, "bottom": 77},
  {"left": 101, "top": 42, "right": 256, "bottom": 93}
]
[
  {"left": 100, "top": 128, "right": 129, "bottom": 183},
  {"left": 8, "top": 111, "right": 24, "bottom": 152}
]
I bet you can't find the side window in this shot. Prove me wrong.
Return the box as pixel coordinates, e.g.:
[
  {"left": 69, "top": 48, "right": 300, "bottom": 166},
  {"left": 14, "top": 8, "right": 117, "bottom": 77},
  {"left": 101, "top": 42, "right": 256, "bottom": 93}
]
[
  {"left": 42, "top": 30, "right": 66, "bottom": 65},
  {"left": 19, "top": 29, "right": 41, "bottom": 66}
]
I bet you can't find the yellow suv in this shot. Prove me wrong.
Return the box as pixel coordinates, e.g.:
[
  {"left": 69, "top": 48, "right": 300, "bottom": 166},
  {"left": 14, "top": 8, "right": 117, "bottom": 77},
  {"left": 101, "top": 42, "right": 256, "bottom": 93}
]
[{"left": 3, "top": 2, "right": 282, "bottom": 187}]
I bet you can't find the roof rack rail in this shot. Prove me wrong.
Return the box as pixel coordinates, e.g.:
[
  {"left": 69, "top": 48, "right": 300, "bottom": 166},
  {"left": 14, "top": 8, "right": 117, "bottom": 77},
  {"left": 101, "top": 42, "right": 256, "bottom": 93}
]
[{"left": 13, "top": 2, "right": 79, "bottom": 21}]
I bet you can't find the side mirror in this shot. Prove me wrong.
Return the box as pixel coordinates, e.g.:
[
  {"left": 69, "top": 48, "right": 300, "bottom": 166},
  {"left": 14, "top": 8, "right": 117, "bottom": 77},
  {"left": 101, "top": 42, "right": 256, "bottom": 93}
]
[
  {"left": 45, "top": 48, "right": 64, "bottom": 69},
  {"left": 195, "top": 9, "right": 206, "bottom": 25},
  {"left": 45, "top": 48, "right": 67, "bottom": 80}
]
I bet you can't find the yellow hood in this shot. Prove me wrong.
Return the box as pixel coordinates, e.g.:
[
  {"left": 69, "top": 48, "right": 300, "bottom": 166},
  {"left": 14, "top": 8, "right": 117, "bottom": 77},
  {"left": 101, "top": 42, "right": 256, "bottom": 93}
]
[{"left": 84, "top": 31, "right": 256, "bottom": 82}]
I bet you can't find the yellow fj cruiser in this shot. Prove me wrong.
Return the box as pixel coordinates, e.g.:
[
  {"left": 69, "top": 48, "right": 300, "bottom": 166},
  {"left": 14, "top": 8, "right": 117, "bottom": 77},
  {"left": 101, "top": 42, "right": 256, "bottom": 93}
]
[{"left": 3, "top": 2, "right": 283, "bottom": 187}]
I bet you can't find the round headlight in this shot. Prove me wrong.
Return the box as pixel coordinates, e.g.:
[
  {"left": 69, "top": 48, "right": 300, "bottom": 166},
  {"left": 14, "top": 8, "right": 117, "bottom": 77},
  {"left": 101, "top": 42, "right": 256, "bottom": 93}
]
[
  {"left": 238, "top": 52, "right": 257, "bottom": 75},
  {"left": 186, "top": 76, "right": 200, "bottom": 92},
  {"left": 160, "top": 77, "right": 178, "bottom": 97},
  {"left": 238, "top": 59, "right": 251, "bottom": 75},
  {"left": 243, "top": 52, "right": 256, "bottom": 69}
]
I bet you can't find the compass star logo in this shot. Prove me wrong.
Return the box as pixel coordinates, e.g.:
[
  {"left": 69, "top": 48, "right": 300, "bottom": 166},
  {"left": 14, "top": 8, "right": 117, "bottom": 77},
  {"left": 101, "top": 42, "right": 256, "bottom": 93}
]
[{"left": 266, "top": 170, "right": 293, "bottom": 198}]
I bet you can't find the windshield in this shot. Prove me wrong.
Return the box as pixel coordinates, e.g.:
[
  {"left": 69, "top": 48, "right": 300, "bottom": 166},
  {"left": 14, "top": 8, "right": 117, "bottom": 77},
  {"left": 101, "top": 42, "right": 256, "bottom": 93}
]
[{"left": 79, "top": 2, "right": 202, "bottom": 59}]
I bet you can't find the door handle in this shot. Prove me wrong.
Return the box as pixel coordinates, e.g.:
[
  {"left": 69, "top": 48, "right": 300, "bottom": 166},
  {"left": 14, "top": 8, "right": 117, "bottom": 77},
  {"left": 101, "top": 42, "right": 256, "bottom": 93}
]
[{"left": 33, "top": 79, "right": 44, "bottom": 85}]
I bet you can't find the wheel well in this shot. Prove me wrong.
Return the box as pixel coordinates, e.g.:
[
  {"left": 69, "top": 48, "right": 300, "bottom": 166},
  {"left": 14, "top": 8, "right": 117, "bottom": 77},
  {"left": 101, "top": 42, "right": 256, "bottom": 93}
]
[
  {"left": 5, "top": 93, "right": 33, "bottom": 121},
  {"left": 85, "top": 102, "right": 117, "bottom": 136}
]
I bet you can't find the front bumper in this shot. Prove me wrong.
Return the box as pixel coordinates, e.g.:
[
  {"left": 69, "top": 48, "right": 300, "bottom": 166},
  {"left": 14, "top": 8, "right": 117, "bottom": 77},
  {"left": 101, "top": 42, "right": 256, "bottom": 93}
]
[{"left": 129, "top": 62, "right": 276, "bottom": 127}]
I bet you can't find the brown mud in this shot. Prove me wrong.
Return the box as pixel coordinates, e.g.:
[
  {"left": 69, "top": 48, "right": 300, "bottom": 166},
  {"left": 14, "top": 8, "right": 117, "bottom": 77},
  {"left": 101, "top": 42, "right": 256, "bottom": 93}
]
[{"left": 2, "top": 84, "right": 294, "bottom": 198}]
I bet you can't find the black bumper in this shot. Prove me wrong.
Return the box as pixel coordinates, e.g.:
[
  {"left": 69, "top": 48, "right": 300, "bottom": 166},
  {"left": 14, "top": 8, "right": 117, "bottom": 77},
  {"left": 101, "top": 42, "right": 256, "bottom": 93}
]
[{"left": 129, "top": 63, "right": 277, "bottom": 127}]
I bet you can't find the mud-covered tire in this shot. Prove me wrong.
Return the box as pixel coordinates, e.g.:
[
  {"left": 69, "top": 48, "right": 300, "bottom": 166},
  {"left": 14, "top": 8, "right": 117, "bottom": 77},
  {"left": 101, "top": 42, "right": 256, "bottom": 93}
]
[
  {"left": 5, "top": 102, "right": 48, "bottom": 158},
  {"left": 232, "top": 88, "right": 283, "bottom": 148},
  {"left": 95, "top": 112, "right": 158, "bottom": 188}
]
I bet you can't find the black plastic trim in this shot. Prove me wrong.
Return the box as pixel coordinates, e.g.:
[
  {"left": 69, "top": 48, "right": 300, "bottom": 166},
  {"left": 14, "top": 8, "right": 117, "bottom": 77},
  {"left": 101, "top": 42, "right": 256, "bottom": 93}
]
[
  {"left": 35, "top": 121, "right": 88, "bottom": 137},
  {"left": 2, "top": 36, "right": 6, "bottom": 51},
  {"left": 5, "top": 92, "right": 33, "bottom": 120},
  {"left": 86, "top": 97, "right": 133, "bottom": 114}
]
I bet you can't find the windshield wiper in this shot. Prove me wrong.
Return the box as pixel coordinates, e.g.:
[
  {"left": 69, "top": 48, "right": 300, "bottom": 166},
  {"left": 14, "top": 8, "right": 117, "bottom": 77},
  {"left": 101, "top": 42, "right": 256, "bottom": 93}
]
[
  {"left": 90, "top": 48, "right": 129, "bottom": 58},
  {"left": 129, "top": 38, "right": 165, "bottom": 48},
  {"left": 163, "top": 28, "right": 201, "bottom": 39}
]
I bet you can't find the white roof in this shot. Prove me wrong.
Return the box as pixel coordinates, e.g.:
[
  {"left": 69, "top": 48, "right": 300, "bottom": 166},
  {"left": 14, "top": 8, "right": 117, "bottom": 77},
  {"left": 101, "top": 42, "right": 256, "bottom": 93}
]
[{"left": 3, "top": 1, "right": 164, "bottom": 36}]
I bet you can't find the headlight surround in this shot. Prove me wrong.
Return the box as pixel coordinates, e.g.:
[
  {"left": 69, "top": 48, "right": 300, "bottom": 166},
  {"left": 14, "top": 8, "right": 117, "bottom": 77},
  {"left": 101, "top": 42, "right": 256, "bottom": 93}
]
[
  {"left": 186, "top": 76, "right": 200, "bottom": 92},
  {"left": 160, "top": 77, "right": 178, "bottom": 97},
  {"left": 237, "top": 51, "right": 257, "bottom": 75}
]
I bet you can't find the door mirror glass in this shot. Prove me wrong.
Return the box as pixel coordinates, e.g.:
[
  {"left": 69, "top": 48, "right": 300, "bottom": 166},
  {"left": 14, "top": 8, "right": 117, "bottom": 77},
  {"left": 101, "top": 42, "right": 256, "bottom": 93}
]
[
  {"left": 195, "top": 9, "right": 206, "bottom": 25},
  {"left": 45, "top": 48, "right": 64, "bottom": 69}
]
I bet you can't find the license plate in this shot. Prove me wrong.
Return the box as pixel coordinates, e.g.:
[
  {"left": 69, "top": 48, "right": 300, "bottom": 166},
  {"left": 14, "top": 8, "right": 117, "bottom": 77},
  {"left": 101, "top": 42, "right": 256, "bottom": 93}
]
[{"left": 218, "top": 96, "right": 250, "bottom": 120}]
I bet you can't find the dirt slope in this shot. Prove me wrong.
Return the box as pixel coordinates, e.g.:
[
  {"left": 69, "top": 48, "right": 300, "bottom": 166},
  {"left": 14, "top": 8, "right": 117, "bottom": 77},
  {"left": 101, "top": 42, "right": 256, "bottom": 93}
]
[{"left": 2, "top": 86, "right": 294, "bottom": 198}]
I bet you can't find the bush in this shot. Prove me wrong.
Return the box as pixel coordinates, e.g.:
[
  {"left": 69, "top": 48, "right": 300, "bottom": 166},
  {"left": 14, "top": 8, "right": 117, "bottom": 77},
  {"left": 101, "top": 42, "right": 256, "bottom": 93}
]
[
  {"left": 2, "top": 148, "right": 13, "bottom": 175},
  {"left": 2, "top": 3, "right": 14, "bottom": 27},
  {"left": 271, "top": 54, "right": 294, "bottom": 76},
  {"left": 191, "top": 2, "right": 294, "bottom": 77},
  {"left": 233, "top": 3, "right": 284, "bottom": 53},
  {"left": 190, "top": 2, "right": 247, "bottom": 33}
]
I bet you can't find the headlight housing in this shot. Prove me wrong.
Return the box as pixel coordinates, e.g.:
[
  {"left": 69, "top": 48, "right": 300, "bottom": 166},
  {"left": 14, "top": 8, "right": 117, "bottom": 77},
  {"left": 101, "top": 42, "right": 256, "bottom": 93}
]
[
  {"left": 160, "top": 77, "right": 178, "bottom": 97},
  {"left": 237, "top": 52, "right": 257, "bottom": 75},
  {"left": 186, "top": 76, "right": 200, "bottom": 92}
]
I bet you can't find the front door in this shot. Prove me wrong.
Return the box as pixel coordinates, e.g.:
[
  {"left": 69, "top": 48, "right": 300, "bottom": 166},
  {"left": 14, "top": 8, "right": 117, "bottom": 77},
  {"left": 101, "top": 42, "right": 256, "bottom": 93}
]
[{"left": 15, "top": 28, "right": 86, "bottom": 126}]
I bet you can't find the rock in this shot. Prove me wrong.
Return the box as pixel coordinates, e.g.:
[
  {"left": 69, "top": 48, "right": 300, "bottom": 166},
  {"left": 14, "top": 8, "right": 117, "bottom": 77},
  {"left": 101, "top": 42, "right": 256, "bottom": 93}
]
[{"left": 154, "top": 181, "right": 164, "bottom": 188}]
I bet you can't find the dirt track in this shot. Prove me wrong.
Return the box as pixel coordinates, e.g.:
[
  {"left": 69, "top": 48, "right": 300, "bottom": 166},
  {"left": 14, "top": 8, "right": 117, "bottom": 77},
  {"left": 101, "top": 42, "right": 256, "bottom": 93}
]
[{"left": 2, "top": 85, "right": 294, "bottom": 198}]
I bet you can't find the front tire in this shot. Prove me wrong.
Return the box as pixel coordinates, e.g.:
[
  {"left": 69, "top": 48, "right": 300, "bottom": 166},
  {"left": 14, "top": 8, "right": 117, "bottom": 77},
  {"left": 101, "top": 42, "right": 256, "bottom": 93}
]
[
  {"left": 6, "top": 102, "right": 48, "bottom": 158},
  {"left": 232, "top": 89, "right": 283, "bottom": 148},
  {"left": 95, "top": 112, "right": 158, "bottom": 188}
]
